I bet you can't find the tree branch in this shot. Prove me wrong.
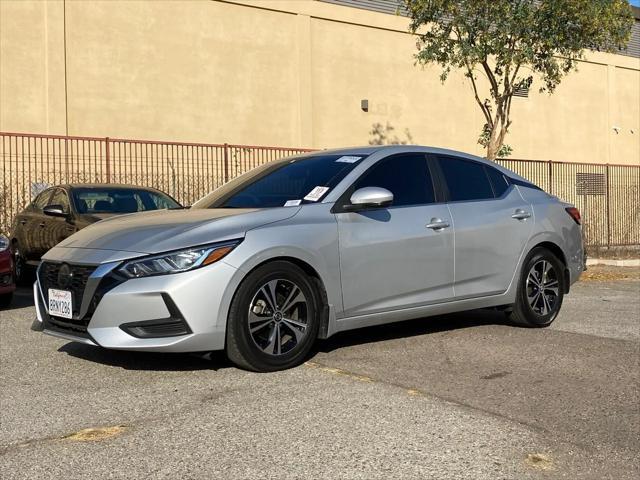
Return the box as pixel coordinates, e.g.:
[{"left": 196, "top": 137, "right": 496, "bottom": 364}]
[
  {"left": 465, "top": 65, "right": 494, "bottom": 128},
  {"left": 481, "top": 60, "right": 499, "bottom": 99}
]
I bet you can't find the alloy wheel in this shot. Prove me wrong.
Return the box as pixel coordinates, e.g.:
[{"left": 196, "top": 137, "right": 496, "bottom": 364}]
[
  {"left": 526, "top": 260, "right": 560, "bottom": 316},
  {"left": 247, "top": 278, "right": 309, "bottom": 356}
]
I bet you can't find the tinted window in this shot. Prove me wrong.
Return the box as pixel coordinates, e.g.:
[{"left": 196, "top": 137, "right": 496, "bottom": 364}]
[
  {"left": 353, "top": 154, "right": 434, "bottom": 206},
  {"left": 194, "top": 154, "right": 365, "bottom": 209},
  {"left": 32, "top": 189, "right": 53, "bottom": 210},
  {"left": 438, "top": 157, "right": 494, "bottom": 201},
  {"left": 49, "top": 189, "right": 70, "bottom": 213},
  {"left": 509, "top": 177, "right": 543, "bottom": 191},
  {"left": 71, "top": 188, "right": 179, "bottom": 214},
  {"left": 485, "top": 166, "right": 510, "bottom": 197}
]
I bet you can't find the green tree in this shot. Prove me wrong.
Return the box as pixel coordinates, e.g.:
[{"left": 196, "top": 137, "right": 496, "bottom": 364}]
[{"left": 404, "top": 0, "right": 634, "bottom": 159}]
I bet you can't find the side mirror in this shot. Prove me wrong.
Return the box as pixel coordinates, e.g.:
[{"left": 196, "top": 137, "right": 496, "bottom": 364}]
[
  {"left": 344, "top": 187, "right": 394, "bottom": 212},
  {"left": 43, "top": 204, "right": 68, "bottom": 218}
]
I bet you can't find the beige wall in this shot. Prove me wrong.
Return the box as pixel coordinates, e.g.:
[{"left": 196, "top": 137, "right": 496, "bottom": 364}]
[
  {"left": 1, "top": 0, "right": 639, "bottom": 164},
  {"left": 0, "top": 0, "right": 66, "bottom": 133}
]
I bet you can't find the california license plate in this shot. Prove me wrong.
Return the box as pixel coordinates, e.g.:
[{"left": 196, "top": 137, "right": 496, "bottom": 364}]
[{"left": 48, "top": 289, "right": 73, "bottom": 319}]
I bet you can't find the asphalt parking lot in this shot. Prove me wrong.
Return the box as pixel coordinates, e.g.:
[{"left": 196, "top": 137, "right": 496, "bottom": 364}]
[{"left": 1, "top": 267, "right": 638, "bottom": 479}]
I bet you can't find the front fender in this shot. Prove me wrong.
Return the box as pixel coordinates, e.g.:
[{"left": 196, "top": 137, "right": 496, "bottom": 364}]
[{"left": 218, "top": 207, "right": 342, "bottom": 338}]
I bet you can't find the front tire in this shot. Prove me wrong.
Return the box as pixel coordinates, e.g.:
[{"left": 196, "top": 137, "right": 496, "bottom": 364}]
[
  {"left": 508, "top": 247, "right": 565, "bottom": 327},
  {"left": 226, "top": 261, "right": 321, "bottom": 372}
]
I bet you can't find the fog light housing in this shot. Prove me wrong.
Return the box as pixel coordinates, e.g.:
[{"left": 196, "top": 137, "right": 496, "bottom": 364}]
[{"left": 119, "top": 293, "right": 192, "bottom": 338}]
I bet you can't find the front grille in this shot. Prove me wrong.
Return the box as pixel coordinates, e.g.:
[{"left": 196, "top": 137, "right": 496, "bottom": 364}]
[
  {"left": 47, "top": 315, "right": 92, "bottom": 338},
  {"left": 39, "top": 262, "right": 96, "bottom": 318},
  {"left": 39, "top": 264, "right": 126, "bottom": 339}
]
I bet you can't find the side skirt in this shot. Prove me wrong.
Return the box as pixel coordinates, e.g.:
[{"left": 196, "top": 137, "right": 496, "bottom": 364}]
[{"left": 332, "top": 291, "right": 516, "bottom": 335}]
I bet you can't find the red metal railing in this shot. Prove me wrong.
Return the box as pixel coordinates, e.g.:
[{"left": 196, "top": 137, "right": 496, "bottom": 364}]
[
  {"left": 0, "top": 132, "right": 312, "bottom": 236},
  {"left": 1, "top": 131, "right": 638, "bottom": 246}
]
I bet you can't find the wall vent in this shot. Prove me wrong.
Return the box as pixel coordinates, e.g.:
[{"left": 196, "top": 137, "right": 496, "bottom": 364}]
[{"left": 576, "top": 172, "right": 606, "bottom": 195}]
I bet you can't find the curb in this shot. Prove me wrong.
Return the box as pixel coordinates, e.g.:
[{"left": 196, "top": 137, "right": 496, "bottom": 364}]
[{"left": 586, "top": 258, "right": 640, "bottom": 267}]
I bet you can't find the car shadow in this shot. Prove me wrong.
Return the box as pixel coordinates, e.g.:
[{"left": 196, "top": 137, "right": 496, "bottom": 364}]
[
  {"left": 1, "top": 287, "right": 35, "bottom": 311},
  {"left": 314, "top": 308, "right": 511, "bottom": 354},
  {"left": 57, "top": 308, "right": 510, "bottom": 372},
  {"left": 58, "top": 343, "right": 232, "bottom": 371}
]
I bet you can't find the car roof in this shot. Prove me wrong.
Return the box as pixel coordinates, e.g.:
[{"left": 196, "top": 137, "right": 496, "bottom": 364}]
[
  {"left": 60, "top": 183, "right": 164, "bottom": 191},
  {"left": 306, "top": 145, "right": 531, "bottom": 183},
  {"left": 307, "top": 145, "right": 490, "bottom": 161}
]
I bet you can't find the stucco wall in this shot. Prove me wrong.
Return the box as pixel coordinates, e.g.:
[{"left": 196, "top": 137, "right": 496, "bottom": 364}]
[
  {"left": 0, "top": 0, "right": 66, "bottom": 134},
  {"left": 1, "top": 0, "right": 638, "bottom": 164}
]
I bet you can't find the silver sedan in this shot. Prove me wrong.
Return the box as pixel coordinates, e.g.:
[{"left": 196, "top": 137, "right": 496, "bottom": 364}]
[{"left": 32, "top": 146, "right": 584, "bottom": 371}]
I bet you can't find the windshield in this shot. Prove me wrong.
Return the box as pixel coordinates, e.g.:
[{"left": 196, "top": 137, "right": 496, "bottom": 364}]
[
  {"left": 72, "top": 188, "right": 180, "bottom": 214},
  {"left": 192, "top": 153, "right": 367, "bottom": 209}
]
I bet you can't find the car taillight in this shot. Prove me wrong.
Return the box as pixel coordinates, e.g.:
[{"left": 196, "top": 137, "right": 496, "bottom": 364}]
[{"left": 565, "top": 207, "right": 581, "bottom": 225}]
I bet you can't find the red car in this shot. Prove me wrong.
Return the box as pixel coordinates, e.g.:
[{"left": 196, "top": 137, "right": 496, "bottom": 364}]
[{"left": 0, "top": 234, "right": 16, "bottom": 307}]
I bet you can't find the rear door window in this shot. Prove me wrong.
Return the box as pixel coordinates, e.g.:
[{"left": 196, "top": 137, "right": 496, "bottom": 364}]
[
  {"left": 437, "top": 157, "right": 494, "bottom": 202},
  {"left": 485, "top": 166, "right": 510, "bottom": 197}
]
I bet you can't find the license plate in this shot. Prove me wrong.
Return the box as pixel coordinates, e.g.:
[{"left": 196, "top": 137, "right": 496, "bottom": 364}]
[{"left": 48, "top": 289, "right": 73, "bottom": 319}]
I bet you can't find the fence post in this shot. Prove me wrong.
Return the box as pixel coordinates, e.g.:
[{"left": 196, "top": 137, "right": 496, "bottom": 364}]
[
  {"left": 105, "top": 137, "right": 111, "bottom": 183},
  {"left": 223, "top": 143, "right": 229, "bottom": 184},
  {"left": 548, "top": 160, "right": 553, "bottom": 195},
  {"left": 606, "top": 164, "right": 611, "bottom": 247}
]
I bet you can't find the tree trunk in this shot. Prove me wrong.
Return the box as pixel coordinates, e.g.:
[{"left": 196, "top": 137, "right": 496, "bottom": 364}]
[
  {"left": 485, "top": 126, "right": 502, "bottom": 160},
  {"left": 485, "top": 117, "right": 509, "bottom": 161},
  {"left": 486, "top": 142, "right": 498, "bottom": 160}
]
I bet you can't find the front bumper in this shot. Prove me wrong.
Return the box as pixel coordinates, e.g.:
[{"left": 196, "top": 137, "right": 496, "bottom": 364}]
[{"left": 33, "top": 256, "right": 239, "bottom": 352}]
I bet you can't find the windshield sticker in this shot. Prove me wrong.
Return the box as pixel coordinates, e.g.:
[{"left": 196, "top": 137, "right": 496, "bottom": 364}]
[
  {"left": 335, "top": 155, "right": 362, "bottom": 164},
  {"left": 304, "top": 186, "right": 330, "bottom": 202},
  {"left": 284, "top": 199, "right": 302, "bottom": 207}
]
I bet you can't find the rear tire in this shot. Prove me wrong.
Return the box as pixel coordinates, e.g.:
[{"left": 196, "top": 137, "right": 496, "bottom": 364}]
[
  {"left": 226, "top": 261, "right": 321, "bottom": 372},
  {"left": 508, "top": 247, "right": 565, "bottom": 328}
]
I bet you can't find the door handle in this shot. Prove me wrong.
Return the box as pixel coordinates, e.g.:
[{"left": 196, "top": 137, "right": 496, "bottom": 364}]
[
  {"left": 512, "top": 209, "right": 531, "bottom": 220},
  {"left": 19, "top": 220, "right": 27, "bottom": 225},
  {"left": 38, "top": 222, "right": 46, "bottom": 228},
  {"left": 426, "top": 218, "right": 450, "bottom": 230}
]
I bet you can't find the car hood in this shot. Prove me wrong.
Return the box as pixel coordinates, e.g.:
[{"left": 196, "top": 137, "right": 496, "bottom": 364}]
[
  {"left": 76, "top": 212, "right": 120, "bottom": 223},
  {"left": 56, "top": 207, "right": 300, "bottom": 254}
]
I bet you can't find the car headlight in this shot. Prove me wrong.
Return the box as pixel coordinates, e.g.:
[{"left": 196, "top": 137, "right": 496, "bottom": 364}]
[
  {"left": 118, "top": 240, "right": 241, "bottom": 278},
  {"left": 0, "top": 235, "right": 9, "bottom": 253}
]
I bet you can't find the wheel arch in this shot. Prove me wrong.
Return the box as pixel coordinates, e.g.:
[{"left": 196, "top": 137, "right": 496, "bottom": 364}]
[
  {"left": 226, "top": 254, "right": 333, "bottom": 340},
  {"left": 531, "top": 241, "right": 567, "bottom": 266},
  {"left": 527, "top": 241, "right": 571, "bottom": 293}
]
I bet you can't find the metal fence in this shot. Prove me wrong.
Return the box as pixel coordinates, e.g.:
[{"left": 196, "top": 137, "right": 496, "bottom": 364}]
[
  {"left": 1, "top": 132, "right": 638, "bottom": 246},
  {"left": 497, "top": 159, "right": 640, "bottom": 247},
  {"left": 0, "top": 132, "right": 312, "bottom": 236}
]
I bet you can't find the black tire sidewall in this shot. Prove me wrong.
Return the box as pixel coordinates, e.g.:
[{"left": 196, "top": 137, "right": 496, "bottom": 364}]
[
  {"left": 517, "top": 248, "right": 564, "bottom": 327},
  {"left": 12, "top": 243, "right": 27, "bottom": 285},
  {"left": 227, "top": 261, "right": 321, "bottom": 371}
]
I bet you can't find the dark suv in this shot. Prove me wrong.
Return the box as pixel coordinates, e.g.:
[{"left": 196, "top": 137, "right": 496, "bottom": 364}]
[{"left": 11, "top": 184, "right": 180, "bottom": 283}]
